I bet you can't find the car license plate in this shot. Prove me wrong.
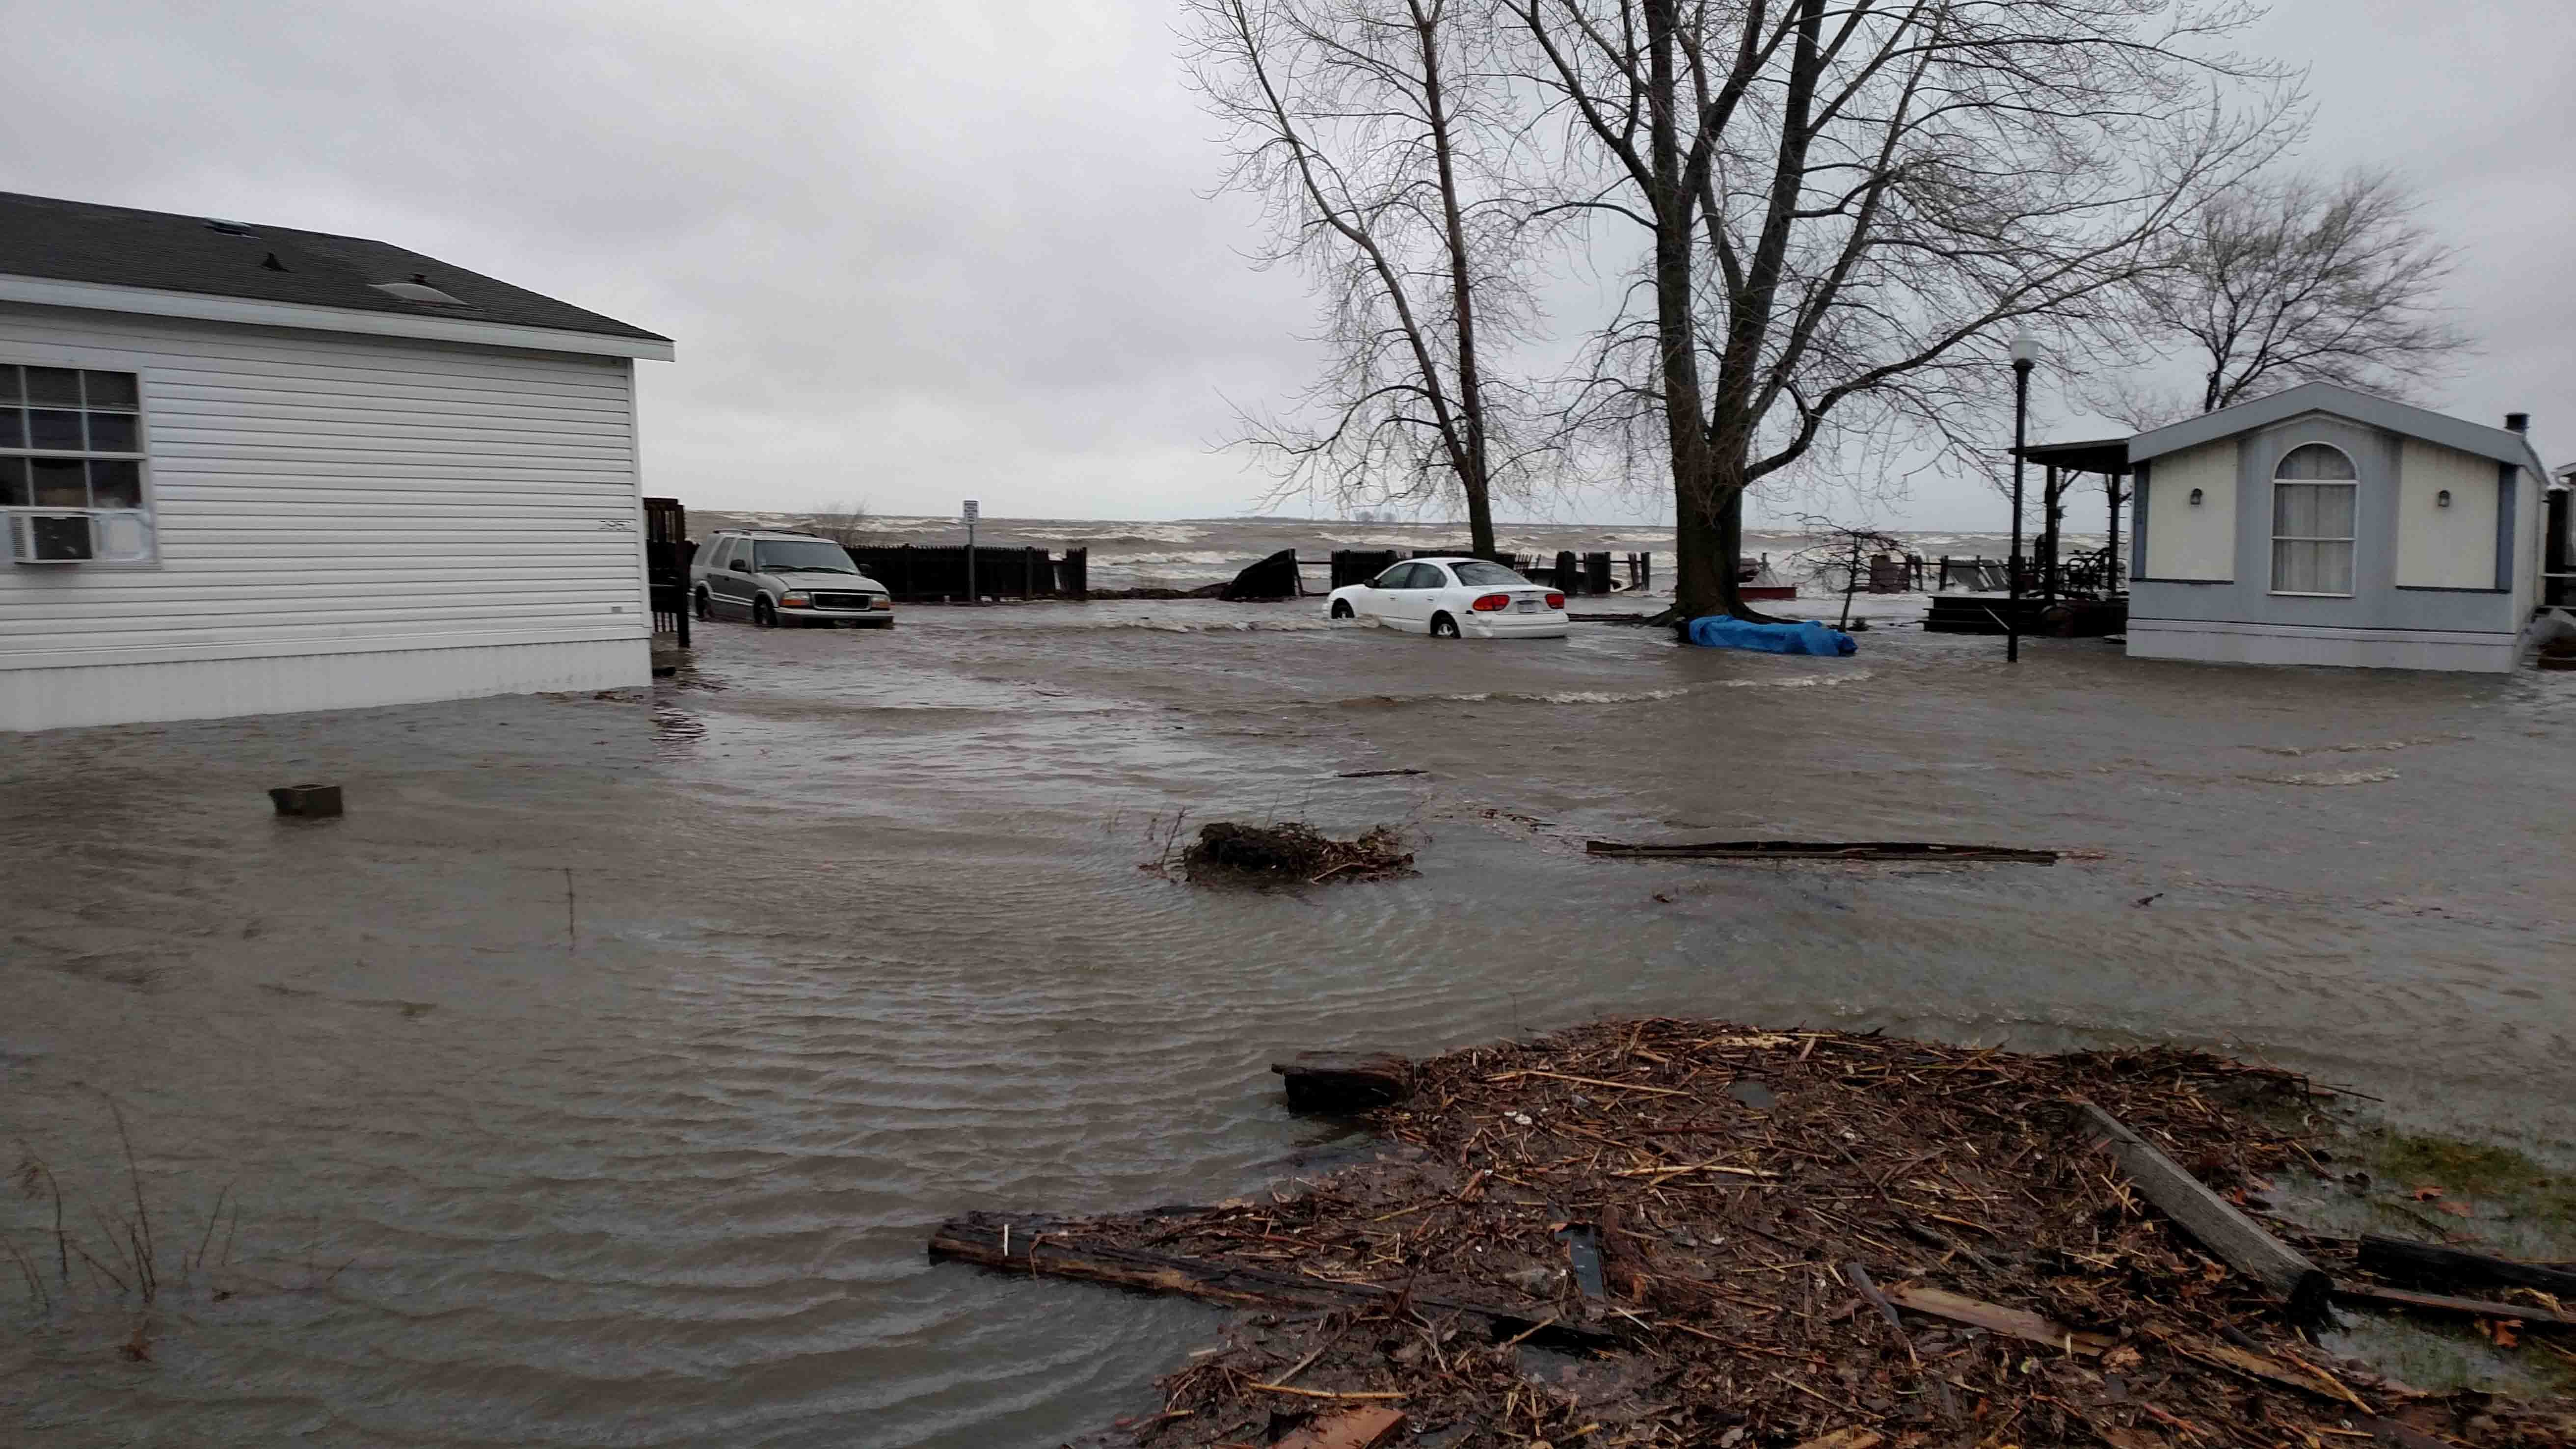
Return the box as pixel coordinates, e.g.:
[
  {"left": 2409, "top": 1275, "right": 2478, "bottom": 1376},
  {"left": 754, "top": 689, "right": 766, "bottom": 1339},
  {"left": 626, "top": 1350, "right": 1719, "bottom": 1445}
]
[{"left": 1516, "top": 599, "right": 1541, "bottom": 613}]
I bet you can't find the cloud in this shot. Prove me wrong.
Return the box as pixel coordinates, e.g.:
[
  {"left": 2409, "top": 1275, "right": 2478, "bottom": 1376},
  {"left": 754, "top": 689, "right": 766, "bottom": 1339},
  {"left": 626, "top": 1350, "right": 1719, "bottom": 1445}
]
[{"left": 3, "top": 0, "right": 2566, "bottom": 529}]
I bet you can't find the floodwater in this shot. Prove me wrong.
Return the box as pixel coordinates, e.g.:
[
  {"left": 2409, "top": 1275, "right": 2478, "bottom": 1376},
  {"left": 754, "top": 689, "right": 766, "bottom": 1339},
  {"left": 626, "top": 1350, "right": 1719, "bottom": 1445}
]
[{"left": 4, "top": 599, "right": 2573, "bottom": 1448}]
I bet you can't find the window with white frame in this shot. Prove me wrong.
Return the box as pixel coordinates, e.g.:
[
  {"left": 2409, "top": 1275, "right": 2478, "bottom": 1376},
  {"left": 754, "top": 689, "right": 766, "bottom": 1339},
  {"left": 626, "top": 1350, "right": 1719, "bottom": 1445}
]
[
  {"left": 2270, "top": 443, "right": 2356, "bottom": 595},
  {"left": 0, "top": 363, "right": 153, "bottom": 563}
]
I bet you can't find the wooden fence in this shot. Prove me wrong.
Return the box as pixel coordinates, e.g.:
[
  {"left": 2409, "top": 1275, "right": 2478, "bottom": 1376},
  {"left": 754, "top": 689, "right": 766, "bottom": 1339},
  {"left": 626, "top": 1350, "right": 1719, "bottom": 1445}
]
[
  {"left": 1327, "top": 549, "right": 1648, "bottom": 594},
  {"left": 844, "top": 545, "right": 1089, "bottom": 602},
  {"left": 644, "top": 496, "right": 690, "bottom": 645}
]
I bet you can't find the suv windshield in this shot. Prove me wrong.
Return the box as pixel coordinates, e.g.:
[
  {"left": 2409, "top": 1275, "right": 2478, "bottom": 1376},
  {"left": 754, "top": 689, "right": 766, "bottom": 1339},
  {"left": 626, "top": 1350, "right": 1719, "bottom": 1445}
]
[
  {"left": 1448, "top": 560, "right": 1530, "bottom": 586},
  {"left": 751, "top": 540, "right": 859, "bottom": 574}
]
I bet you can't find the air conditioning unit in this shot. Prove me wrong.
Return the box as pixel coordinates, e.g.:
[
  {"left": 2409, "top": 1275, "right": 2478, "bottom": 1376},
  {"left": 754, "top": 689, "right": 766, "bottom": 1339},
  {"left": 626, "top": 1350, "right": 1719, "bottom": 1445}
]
[
  {"left": 6, "top": 511, "right": 154, "bottom": 564},
  {"left": 8, "top": 513, "right": 94, "bottom": 563}
]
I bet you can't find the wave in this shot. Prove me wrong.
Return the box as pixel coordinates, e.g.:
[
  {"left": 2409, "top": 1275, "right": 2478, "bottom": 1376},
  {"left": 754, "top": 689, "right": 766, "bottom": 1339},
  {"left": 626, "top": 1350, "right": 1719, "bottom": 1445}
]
[
  {"left": 1082, "top": 551, "right": 1244, "bottom": 568},
  {"left": 1335, "top": 671, "right": 1869, "bottom": 707},
  {"left": 2264, "top": 767, "right": 2400, "bottom": 786},
  {"left": 1006, "top": 527, "right": 1213, "bottom": 547},
  {"left": 1036, "top": 616, "right": 1344, "bottom": 633}
]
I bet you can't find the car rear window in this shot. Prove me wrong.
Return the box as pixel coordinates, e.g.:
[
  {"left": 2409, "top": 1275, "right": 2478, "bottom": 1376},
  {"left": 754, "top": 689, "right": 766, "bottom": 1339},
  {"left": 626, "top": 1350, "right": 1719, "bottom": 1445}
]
[{"left": 1448, "top": 561, "right": 1531, "bottom": 586}]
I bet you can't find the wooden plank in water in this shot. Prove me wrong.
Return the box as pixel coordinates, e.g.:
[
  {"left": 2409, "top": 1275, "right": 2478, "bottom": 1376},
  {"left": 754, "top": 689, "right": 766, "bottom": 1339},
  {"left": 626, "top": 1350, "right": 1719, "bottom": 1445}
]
[
  {"left": 1585, "top": 840, "right": 2058, "bottom": 865},
  {"left": 927, "top": 1211, "right": 1616, "bottom": 1349}
]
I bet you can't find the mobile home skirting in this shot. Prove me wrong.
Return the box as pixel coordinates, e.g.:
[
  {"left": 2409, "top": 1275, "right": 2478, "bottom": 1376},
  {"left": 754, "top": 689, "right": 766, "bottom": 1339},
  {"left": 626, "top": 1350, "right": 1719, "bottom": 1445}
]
[
  {"left": 2125, "top": 617, "right": 2518, "bottom": 673},
  {"left": 0, "top": 636, "right": 648, "bottom": 731}
]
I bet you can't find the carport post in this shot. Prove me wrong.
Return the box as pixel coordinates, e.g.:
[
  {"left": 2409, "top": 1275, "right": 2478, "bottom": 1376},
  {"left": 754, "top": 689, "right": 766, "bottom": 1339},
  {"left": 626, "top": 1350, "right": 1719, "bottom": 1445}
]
[{"left": 964, "top": 499, "right": 979, "bottom": 605}]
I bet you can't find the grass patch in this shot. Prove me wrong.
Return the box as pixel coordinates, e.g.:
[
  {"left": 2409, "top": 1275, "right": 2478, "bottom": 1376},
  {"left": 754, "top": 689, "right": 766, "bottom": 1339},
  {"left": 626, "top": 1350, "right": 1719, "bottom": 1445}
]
[
  {"left": 2242, "top": 1100, "right": 2576, "bottom": 1397},
  {"left": 2367, "top": 1128, "right": 2573, "bottom": 1214}
]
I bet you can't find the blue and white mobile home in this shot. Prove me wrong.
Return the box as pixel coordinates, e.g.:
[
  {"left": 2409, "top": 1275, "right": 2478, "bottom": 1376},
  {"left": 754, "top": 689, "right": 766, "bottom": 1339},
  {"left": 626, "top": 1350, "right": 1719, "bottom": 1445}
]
[{"left": 2125, "top": 383, "right": 2552, "bottom": 672}]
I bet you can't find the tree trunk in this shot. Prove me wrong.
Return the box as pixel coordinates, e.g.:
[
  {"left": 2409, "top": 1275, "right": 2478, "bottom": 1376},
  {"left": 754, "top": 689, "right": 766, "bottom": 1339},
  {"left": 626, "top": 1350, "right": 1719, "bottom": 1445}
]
[
  {"left": 1688, "top": 0, "right": 1825, "bottom": 626},
  {"left": 1710, "top": 488, "right": 1774, "bottom": 620},
  {"left": 1415, "top": 0, "right": 1496, "bottom": 559},
  {"left": 1642, "top": 0, "right": 1727, "bottom": 623},
  {"left": 1669, "top": 483, "right": 1727, "bottom": 621},
  {"left": 1670, "top": 450, "right": 1778, "bottom": 623}
]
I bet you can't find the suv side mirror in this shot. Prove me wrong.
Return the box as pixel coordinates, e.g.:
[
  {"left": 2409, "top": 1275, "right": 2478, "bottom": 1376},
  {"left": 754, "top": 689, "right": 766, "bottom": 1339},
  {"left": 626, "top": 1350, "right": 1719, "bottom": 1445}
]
[{"left": 730, "top": 558, "right": 751, "bottom": 572}]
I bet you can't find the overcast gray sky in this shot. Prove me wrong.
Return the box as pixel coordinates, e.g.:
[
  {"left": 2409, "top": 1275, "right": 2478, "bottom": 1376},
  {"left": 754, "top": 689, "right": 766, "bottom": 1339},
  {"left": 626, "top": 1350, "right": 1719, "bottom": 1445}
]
[{"left": 6, "top": 0, "right": 2569, "bottom": 529}]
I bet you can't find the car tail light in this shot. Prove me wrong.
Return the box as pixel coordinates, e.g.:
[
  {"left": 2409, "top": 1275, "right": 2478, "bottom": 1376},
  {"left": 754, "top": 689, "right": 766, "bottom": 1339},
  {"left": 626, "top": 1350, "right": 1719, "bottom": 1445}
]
[
  {"left": 1545, "top": 592, "right": 1565, "bottom": 609},
  {"left": 1472, "top": 593, "right": 1510, "bottom": 612}
]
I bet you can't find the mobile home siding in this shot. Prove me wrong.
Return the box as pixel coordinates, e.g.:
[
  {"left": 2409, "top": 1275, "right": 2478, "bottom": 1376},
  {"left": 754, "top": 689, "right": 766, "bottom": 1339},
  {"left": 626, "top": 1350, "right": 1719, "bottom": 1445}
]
[
  {"left": 2141, "top": 439, "right": 2235, "bottom": 580},
  {"left": 0, "top": 301, "right": 648, "bottom": 729},
  {"left": 2393, "top": 438, "right": 2501, "bottom": 590}
]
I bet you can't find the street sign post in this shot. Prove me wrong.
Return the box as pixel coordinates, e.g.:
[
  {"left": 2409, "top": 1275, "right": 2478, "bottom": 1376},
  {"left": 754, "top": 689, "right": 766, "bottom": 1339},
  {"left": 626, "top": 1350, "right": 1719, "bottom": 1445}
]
[{"left": 963, "top": 500, "right": 979, "bottom": 605}]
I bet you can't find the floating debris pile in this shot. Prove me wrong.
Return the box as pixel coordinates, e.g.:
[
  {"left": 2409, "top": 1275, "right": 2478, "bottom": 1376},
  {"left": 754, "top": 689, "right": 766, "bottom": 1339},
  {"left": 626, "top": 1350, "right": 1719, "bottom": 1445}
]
[
  {"left": 933, "top": 1020, "right": 2576, "bottom": 1447},
  {"left": 1180, "top": 822, "right": 1415, "bottom": 886}
]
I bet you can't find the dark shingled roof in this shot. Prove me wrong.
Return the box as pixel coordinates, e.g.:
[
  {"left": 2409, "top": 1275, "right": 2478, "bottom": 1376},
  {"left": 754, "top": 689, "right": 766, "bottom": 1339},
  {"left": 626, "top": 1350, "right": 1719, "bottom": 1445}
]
[{"left": 0, "top": 190, "right": 667, "bottom": 345}]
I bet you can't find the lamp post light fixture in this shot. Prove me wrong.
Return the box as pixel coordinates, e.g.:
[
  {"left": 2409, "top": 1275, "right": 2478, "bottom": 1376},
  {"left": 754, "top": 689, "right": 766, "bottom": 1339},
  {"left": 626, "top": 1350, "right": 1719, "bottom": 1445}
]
[{"left": 2008, "top": 336, "right": 2038, "bottom": 664}]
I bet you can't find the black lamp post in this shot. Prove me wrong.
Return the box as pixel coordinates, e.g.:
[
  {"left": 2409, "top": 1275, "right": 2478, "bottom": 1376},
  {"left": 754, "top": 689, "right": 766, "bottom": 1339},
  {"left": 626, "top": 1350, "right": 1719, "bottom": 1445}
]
[{"left": 2008, "top": 336, "right": 2037, "bottom": 663}]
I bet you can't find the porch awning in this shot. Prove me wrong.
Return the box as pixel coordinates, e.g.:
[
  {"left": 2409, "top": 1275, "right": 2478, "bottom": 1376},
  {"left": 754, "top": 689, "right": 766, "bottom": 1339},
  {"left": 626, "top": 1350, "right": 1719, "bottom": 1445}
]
[{"left": 2011, "top": 438, "right": 2130, "bottom": 476}]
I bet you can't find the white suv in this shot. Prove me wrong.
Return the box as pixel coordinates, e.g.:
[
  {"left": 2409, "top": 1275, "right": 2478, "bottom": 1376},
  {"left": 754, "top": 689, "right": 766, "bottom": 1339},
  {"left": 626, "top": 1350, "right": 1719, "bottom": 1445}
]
[{"left": 691, "top": 530, "right": 895, "bottom": 628}]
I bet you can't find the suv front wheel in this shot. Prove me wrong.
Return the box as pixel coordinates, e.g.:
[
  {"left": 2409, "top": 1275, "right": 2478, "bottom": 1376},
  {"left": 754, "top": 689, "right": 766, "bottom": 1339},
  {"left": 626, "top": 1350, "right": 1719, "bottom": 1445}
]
[
  {"left": 752, "top": 595, "right": 778, "bottom": 628},
  {"left": 693, "top": 587, "right": 712, "bottom": 621}
]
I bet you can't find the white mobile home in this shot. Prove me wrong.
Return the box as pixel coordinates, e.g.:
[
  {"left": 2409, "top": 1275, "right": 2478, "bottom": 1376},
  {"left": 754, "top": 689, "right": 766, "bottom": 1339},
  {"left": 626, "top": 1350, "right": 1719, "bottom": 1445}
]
[
  {"left": 0, "top": 191, "right": 671, "bottom": 731},
  {"left": 2125, "top": 383, "right": 2551, "bottom": 672}
]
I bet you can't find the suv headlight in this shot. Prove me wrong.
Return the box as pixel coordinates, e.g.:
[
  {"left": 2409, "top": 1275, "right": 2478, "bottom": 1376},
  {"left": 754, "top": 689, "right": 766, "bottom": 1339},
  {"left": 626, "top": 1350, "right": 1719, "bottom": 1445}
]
[{"left": 779, "top": 592, "right": 809, "bottom": 606}]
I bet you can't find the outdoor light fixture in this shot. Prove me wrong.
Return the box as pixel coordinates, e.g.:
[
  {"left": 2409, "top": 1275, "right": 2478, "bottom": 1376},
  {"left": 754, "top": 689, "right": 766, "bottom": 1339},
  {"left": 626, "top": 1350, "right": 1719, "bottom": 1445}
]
[
  {"left": 2007, "top": 336, "right": 2036, "bottom": 664},
  {"left": 2190, "top": 487, "right": 2204, "bottom": 506},
  {"left": 2437, "top": 489, "right": 2453, "bottom": 508}
]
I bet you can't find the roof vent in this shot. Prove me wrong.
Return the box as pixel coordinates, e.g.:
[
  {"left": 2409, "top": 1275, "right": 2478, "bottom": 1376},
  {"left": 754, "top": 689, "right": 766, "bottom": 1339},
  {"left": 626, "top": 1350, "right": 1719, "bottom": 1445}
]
[
  {"left": 369, "top": 274, "right": 472, "bottom": 307},
  {"left": 204, "top": 219, "right": 259, "bottom": 237},
  {"left": 2505, "top": 412, "right": 2530, "bottom": 434},
  {"left": 261, "top": 252, "right": 289, "bottom": 272}
]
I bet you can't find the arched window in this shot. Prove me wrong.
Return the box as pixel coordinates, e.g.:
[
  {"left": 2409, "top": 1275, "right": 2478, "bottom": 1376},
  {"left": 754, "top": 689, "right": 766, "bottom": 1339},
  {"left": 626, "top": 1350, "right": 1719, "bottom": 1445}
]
[{"left": 2271, "top": 443, "right": 2357, "bottom": 595}]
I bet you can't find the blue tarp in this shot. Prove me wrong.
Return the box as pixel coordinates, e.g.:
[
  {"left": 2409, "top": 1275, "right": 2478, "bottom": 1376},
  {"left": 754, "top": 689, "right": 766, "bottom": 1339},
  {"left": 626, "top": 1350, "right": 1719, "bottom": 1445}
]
[{"left": 1684, "top": 615, "right": 1858, "bottom": 656}]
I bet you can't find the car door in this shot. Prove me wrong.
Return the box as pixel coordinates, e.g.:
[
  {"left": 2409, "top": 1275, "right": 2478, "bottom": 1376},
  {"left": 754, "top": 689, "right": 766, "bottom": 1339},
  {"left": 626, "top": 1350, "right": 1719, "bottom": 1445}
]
[
  {"left": 1413, "top": 563, "right": 1465, "bottom": 630},
  {"left": 701, "top": 538, "right": 732, "bottom": 612},
  {"left": 1384, "top": 562, "right": 1441, "bottom": 631},
  {"left": 714, "top": 539, "right": 755, "bottom": 614},
  {"left": 1361, "top": 562, "right": 1414, "bottom": 623},
  {"left": 696, "top": 538, "right": 729, "bottom": 610}
]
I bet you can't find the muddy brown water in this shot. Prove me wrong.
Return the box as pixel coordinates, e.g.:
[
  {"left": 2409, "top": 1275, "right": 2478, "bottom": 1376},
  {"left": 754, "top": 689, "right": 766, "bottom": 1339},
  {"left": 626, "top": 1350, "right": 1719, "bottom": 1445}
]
[{"left": 4, "top": 600, "right": 2573, "bottom": 1447}]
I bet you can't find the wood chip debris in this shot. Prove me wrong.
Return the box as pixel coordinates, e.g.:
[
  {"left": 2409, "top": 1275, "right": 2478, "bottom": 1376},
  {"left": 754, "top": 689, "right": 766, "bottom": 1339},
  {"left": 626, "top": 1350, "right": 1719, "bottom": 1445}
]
[{"left": 952, "top": 1019, "right": 2576, "bottom": 1448}]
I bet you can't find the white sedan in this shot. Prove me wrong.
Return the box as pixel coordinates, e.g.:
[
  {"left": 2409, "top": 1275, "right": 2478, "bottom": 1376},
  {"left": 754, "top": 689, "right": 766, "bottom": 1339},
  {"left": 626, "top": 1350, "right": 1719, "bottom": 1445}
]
[{"left": 1327, "top": 557, "right": 1570, "bottom": 638}]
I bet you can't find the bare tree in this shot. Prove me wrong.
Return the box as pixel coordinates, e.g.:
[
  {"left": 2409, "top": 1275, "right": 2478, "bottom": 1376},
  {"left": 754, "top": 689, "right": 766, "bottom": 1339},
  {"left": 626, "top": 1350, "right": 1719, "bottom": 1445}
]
[
  {"left": 1184, "top": 0, "right": 1555, "bottom": 558},
  {"left": 1513, "top": 0, "right": 2298, "bottom": 619},
  {"left": 2097, "top": 166, "right": 2471, "bottom": 429},
  {"left": 1787, "top": 512, "right": 1907, "bottom": 629},
  {"left": 806, "top": 499, "right": 877, "bottom": 550}
]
